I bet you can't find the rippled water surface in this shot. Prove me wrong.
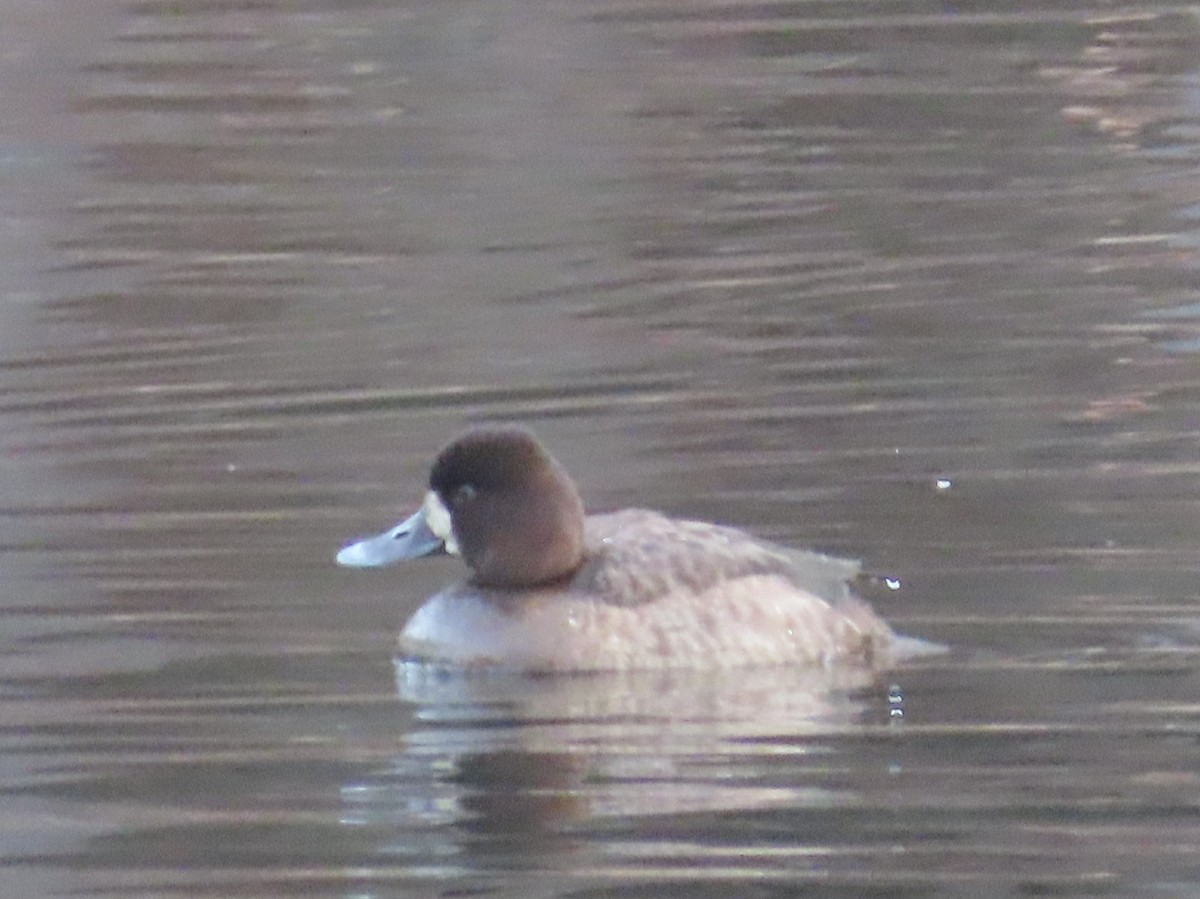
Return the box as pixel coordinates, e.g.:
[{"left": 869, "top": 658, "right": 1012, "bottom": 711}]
[{"left": 5, "top": 1, "right": 1200, "bottom": 896}]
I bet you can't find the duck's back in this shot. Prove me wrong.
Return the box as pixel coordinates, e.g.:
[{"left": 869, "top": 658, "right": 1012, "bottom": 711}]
[
  {"left": 399, "top": 509, "right": 895, "bottom": 672},
  {"left": 575, "top": 509, "right": 862, "bottom": 608}
]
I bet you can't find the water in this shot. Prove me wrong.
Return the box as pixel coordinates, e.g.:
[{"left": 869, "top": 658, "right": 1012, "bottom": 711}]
[{"left": 3, "top": 1, "right": 1200, "bottom": 895}]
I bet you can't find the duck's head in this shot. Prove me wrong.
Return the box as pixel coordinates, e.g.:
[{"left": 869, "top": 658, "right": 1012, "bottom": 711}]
[{"left": 336, "top": 427, "right": 587, "bottom": 588}]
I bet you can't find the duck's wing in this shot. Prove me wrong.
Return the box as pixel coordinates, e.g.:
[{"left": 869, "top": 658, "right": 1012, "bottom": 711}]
[{"left": 576, "top": 510, "right": 861, "bottom": 608}]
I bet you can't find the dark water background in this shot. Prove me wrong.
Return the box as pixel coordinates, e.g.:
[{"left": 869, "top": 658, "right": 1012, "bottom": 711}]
[{"left": 4, "top": 1, "right": 1200, "bottom": 896}]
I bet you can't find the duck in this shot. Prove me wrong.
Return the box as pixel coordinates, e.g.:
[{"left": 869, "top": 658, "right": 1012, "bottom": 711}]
[{"left": 337, "top": 426, "right": 899, "bottom": 672}]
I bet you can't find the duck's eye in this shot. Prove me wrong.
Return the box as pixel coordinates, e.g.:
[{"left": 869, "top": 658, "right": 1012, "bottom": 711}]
[{"left": 451, "top": 483, "right": 477, "bottom": 506}]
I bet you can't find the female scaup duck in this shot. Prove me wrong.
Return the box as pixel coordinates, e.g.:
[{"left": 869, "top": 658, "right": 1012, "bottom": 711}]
[{"left": 337, "top": 426, "right": 898, "bottom": 672}]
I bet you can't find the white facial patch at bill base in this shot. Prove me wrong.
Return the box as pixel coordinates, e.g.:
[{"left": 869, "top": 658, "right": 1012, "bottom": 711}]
[{"left": 423, "top": 490, "right": 460, "bottom": 556}]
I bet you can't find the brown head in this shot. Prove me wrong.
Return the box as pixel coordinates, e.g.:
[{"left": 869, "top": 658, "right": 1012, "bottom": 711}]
[
  {"left": 336, "top": 426, "right": 587, "bottom": 585},
  {"left": 427, "top": 427, "right": 586, "bottom": 588}
]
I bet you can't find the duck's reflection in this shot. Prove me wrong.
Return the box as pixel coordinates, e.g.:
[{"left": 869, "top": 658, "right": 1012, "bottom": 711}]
[{"left": 341, "top": 661, "right": 887, "bottom": 837}]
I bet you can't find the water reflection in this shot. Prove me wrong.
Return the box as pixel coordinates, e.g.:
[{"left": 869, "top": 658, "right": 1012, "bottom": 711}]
[
  {"left": 330, "top": 661, "right": 903, "bottom": 891},
  {"left": 382, "top": 662, "right": 878, "bottom": 827}
]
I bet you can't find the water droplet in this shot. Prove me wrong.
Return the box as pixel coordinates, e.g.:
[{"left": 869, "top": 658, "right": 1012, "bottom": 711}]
[{"left": 887, "top": 683, "right": 905, "bottom": 725}]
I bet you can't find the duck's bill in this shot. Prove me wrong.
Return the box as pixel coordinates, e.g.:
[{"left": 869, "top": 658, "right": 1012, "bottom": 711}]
[{"left": 336, "top": 507, "right": 445, "bottom": 568}]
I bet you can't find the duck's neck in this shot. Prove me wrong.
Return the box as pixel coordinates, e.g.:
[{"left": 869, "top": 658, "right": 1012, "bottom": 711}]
[{"left": 467, "top": 462, "right": 586, "bottom": 589}]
